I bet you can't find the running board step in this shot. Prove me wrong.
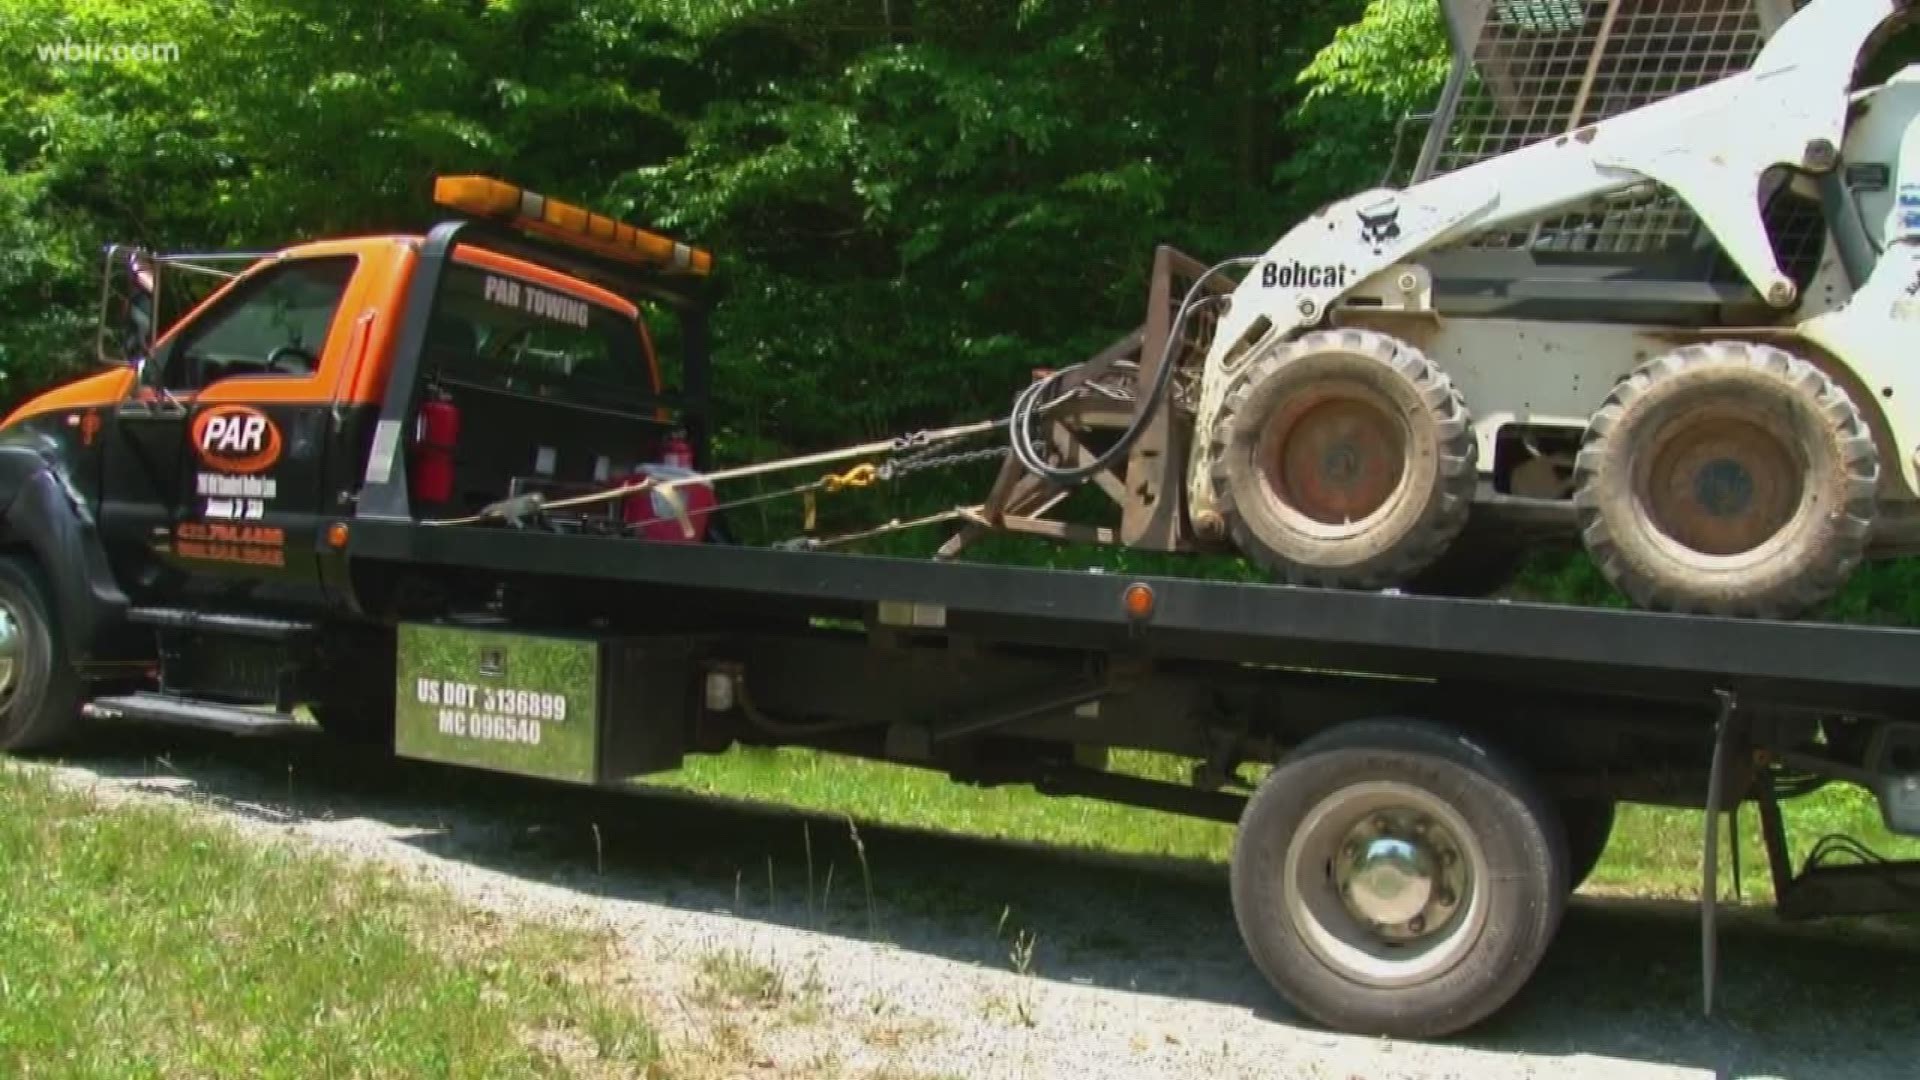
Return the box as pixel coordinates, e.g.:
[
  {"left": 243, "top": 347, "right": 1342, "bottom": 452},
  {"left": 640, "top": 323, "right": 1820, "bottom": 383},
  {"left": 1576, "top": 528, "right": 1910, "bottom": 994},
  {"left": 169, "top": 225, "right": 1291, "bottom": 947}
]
[
  {"left": 126, "top": 607, "right": 317, "bottom": 640},
  {"left": 83, "top": 693, "right": 310, "bottom": 737}
]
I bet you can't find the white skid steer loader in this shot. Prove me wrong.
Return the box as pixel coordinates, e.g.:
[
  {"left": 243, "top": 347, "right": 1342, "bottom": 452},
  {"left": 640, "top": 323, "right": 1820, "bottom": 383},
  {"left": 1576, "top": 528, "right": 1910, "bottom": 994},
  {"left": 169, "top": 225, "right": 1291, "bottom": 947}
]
[
  {"left": 965, "top": 0, "right": 1920, "bottom": 619},
  {"left": 1194, "top": 0, "right": 1920, "bottom": 618}
]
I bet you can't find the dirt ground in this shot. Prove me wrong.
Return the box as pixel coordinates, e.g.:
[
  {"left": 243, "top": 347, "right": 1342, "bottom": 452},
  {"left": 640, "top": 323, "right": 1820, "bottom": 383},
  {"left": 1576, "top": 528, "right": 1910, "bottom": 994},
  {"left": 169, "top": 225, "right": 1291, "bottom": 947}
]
[{"left": 39, "top": 729, "right": 1920, "bottom": 1079}]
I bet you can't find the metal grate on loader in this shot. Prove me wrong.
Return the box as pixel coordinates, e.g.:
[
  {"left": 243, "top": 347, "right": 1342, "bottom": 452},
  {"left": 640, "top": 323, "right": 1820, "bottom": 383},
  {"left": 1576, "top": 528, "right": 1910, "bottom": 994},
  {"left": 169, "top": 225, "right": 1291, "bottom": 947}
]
[{"left": 1418, "top": 0, "right": 1813, "bottom": 267}]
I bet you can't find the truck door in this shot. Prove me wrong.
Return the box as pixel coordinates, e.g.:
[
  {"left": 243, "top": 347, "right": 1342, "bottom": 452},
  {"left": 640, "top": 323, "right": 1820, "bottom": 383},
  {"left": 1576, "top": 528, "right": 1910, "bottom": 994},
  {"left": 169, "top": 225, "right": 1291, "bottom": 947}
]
[{"left": 101, "top": 253, "right": 365, "bottom": 601}]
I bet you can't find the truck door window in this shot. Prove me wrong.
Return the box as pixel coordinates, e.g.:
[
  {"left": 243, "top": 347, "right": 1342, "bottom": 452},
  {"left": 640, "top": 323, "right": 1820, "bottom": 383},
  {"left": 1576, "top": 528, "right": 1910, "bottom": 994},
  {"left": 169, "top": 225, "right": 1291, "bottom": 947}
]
[{"left": 158, "top": 257, "right": 356, "bottom": 391}]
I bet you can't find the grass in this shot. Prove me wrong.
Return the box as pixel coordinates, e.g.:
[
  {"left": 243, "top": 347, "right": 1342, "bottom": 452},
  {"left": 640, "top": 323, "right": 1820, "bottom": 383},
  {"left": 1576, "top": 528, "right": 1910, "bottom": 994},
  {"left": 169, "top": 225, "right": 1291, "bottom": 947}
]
[
  {"left": 0, "top": 763, "right": 658, "bottom": 1079},
  {"left": 691, "top": 949, "right": 791, "bottom": 1011},
  {"left": 658, "top": 748, "right": 1233, "bottom": 863},
  {"left": 651, "top": 746, "right": 1920, "bottom": 905},
  {"left": 2, "top": 737, "right": 1905, "bottom": 1080},
  {"left": 1593, "top": 782, "right": 1920, "bottom": 900}
]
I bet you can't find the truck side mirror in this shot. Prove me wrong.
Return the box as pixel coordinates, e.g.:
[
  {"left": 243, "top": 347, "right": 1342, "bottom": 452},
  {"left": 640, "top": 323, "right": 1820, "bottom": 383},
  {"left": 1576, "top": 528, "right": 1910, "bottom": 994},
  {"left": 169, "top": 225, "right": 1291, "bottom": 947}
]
[{"left": 96, "top": 243, "right": 157, "bottom": 370}]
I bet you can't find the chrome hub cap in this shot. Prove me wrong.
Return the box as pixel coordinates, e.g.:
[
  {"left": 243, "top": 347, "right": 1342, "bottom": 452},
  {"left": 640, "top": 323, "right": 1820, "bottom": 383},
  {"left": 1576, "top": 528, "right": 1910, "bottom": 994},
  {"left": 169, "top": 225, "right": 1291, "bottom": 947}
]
[
  {"left": 1335, "top": 812, "right": 1465, "bottom": 940},
  {"left": 1284, "top": 782, "right": 1489, "bottom": 988},
  {"left": 0, "top": 600, "right": 20, "bottom": 713}
]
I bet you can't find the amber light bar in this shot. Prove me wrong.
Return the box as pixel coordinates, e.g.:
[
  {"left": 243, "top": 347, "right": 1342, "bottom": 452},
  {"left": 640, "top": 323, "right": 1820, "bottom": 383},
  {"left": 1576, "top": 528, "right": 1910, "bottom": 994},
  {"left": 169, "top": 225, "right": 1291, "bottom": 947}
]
[{"left": 433, "top": 175, "right": 713, "bottom": 277}]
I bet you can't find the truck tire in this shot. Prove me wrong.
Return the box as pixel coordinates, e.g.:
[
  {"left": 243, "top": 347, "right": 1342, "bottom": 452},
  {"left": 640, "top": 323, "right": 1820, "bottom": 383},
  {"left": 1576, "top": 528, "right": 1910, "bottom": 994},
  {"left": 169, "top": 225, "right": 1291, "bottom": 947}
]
[
  {"left": 0, "top": 557, "right": 83, "bottom": 752},
  {"left": 1573, "top": 343, "right": 1878, "bottom": 618},
  {"left": 1561, "top": 797, "right": 1616, "bottom": 893},
  {"left": 1231, "top": 718, "right": 1567, "bottom": 1038},
  {"left": 1210, "top": 330, "right": 1475, "bottom": 589}
]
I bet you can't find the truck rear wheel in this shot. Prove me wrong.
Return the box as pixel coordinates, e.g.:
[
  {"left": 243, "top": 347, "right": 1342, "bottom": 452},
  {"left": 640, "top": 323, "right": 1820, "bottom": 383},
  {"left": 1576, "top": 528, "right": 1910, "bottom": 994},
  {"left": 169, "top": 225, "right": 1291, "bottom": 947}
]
[
  {"left": 0, "top": 557, "right": 82, "bottom": 752},
  {"left": 1209, "top": 330, "right": 1475, "bottom": 589},
  {"left": 1230, "top": 718, "right": 1566, "bottom": 1038},
  {"left": 1574, "top": 343, "right": 1878, "bottom": 618}
]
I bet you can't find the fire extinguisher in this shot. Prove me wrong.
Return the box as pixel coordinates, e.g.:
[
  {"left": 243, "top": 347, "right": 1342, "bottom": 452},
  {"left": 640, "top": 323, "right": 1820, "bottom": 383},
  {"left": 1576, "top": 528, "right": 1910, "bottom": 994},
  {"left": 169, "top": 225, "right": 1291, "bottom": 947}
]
[{"left": 411, "top": 385, "right": 460, "bottom": 506}]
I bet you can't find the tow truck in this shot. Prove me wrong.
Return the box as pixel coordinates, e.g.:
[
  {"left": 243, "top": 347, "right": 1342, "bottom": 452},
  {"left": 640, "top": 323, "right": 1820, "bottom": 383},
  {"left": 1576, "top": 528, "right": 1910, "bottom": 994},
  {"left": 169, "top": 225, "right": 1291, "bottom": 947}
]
[{"left": 2, "top": 168, "right": 1918, "bottom": 1039}]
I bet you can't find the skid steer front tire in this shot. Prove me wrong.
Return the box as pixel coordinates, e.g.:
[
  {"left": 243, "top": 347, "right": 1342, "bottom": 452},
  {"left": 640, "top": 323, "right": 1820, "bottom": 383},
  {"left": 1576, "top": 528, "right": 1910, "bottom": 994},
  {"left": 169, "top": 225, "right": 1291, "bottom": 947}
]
[
  {"left": 1574, "top": 342, "right": 1878, "bottom": 618},
  {"left": 1209, "top": 329, "right": 1475, "bottom": 589}
]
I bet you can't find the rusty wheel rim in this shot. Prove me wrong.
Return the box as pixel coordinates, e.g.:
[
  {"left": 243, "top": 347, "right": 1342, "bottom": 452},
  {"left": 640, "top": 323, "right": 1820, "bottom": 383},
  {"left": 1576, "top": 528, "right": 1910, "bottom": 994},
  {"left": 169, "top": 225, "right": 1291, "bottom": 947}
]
[
  {"left": 1638, "top": 409, "right": 1803, "bottom": 559},
  {"left": 1257, "top": 381, "right": 1409, "bottom": 537}
]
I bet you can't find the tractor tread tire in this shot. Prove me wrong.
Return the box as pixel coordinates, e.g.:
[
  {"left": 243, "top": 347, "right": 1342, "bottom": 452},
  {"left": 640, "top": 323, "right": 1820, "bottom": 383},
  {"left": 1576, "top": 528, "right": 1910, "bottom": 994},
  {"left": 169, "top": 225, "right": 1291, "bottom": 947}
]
[
  {"left": 1573, "top": 342, "right": 1877, "bottom": 618},
  {"left": 1208, "top": 330, "right": 1476, "bottom": 590}
]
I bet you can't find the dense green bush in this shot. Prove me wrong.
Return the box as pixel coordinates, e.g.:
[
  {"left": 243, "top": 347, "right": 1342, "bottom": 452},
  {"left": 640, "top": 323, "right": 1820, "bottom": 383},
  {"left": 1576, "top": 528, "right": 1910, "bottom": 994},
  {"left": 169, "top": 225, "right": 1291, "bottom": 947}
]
[
  {"left": 0, "top": 0, "right": 1384, "bottom": 426},
  {"left": 4, "top": 0, "right": 1913, "bottom": 621}
]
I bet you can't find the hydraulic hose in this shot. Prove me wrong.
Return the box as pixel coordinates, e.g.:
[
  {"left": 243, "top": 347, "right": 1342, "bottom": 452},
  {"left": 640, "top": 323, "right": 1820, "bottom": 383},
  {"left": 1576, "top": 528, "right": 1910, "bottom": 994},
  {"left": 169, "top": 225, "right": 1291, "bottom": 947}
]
[{"left": 1008, "top": 256, "right": 1257, "bottom": 485}]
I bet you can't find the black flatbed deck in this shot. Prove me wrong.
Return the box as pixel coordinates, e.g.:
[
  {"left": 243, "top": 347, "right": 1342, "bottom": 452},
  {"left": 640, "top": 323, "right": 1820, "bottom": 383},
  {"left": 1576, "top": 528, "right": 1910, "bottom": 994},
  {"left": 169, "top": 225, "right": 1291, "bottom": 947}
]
[{"left": 352, "top": 519, "right": 1920, "bottom": 717}]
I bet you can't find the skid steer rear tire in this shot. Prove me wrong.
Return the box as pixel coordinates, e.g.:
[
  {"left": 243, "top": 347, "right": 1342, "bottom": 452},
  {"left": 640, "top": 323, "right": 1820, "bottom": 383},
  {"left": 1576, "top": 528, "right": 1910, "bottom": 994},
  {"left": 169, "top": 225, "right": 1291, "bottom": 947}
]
[
  {"left": 1573, "top": 342, "right": 1878, "bottom": 618},
  {"left": 1209, "top": 330, "right": 1475, "bottom": 589}
]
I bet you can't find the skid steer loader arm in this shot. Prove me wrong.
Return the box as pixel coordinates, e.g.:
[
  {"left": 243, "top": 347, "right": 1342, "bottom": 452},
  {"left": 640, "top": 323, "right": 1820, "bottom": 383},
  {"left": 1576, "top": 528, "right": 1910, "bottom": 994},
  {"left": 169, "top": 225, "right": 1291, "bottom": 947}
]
[{"left": 1188, "top": 0, "right": 1910, "bottom": 518}]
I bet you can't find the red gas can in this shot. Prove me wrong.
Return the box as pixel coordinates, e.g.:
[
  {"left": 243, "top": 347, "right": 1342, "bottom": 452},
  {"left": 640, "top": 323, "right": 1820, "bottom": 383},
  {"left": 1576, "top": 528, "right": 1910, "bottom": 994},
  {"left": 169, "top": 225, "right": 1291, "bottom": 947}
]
[{"left": 623, "top": 430, "right": 715, "bottom": 541}]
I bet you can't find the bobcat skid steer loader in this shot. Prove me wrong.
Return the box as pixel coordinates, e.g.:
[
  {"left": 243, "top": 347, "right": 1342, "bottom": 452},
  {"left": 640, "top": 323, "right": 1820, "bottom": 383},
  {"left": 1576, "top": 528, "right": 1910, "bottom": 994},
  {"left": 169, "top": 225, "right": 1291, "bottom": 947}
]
[{"left": 1176, "top": 0, "right": 1920, "bottom": 618}]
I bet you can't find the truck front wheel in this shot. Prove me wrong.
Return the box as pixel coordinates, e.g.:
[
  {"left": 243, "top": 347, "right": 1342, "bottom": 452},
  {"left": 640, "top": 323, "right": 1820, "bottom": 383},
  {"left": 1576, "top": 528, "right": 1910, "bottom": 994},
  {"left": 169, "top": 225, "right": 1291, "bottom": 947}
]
[
  {"left": 1230, "top": 718, "right": 1567, "bottom": 1038},
  {"left": 0, "top": 557, "right": 82, "bottom": 752}
]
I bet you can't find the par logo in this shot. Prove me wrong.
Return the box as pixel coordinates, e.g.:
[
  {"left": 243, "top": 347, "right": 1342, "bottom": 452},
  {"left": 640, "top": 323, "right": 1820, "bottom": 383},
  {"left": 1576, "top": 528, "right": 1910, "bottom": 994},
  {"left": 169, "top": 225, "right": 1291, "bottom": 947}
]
[{"left": 191, "top": 405, "right": 282, "bottom": 474}]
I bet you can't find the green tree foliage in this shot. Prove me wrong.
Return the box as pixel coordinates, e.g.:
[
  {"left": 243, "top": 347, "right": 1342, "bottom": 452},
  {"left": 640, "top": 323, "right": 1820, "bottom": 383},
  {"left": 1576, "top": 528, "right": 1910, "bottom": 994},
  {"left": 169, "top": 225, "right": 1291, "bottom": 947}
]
[
  {"left": 11, "top": 0, "right": 1909, "bottom": 619},
  {"left": 1281, "top": 0, "right": 1448, "bottom": 192},
  {"left": 0, "top": 0, "right": 1381, "bottom": 441}
]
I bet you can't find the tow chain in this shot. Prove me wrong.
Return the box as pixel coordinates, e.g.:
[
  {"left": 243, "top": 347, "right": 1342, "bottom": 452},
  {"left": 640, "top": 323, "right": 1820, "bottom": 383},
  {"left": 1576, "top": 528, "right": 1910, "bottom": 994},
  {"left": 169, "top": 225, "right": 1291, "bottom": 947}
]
[
  {"left": 879, "top": 438, "right": 1009, "bottom": 480},
  {"left": 801, "top": 435, "right": 1008, "bottom": 532}
]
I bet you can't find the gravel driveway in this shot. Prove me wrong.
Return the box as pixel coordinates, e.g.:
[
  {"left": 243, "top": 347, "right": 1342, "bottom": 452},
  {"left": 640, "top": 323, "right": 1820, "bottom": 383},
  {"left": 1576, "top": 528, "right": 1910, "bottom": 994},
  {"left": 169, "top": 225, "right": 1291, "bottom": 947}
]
[{"left": 34, "top": 729, "right": 1920, "bottom": 1079}]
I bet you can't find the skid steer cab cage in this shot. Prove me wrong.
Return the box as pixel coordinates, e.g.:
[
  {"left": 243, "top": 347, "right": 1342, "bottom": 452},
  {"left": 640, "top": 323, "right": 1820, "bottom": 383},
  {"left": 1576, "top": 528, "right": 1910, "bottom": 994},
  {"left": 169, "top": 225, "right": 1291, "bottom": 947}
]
[
  {"left": 1410, "top": 0, "right": 1868, "bottom": 292},
  {"left": 357, "top": 182, "right": 716, "bottom": 523}
]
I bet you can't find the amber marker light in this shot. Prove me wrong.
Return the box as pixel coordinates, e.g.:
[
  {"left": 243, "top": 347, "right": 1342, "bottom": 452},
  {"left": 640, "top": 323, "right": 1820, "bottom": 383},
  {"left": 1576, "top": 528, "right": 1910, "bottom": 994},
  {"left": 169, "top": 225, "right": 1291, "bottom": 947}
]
[
  {"left": 326, "top": 522, "right": 351, "bottom": 550},
  {"left": 433, "top": 175, "right": 714, "bottom": 277},
  {"left": 1123, "top": 582, "right": 1156, "bottom": 622}
]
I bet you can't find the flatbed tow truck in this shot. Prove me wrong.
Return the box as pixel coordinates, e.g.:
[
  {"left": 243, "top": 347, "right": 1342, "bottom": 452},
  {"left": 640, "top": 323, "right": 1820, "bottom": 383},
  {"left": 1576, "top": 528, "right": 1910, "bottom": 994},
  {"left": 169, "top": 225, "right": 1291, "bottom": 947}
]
[{"left": 1, "top": 176, "right": 1917, "bottom": 1040}]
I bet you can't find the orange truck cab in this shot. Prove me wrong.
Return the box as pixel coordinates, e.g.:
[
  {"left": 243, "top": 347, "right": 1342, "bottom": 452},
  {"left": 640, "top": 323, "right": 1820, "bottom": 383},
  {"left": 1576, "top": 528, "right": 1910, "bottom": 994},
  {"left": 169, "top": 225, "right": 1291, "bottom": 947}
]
[{"left": 0, "top": 177, "right": 715, "bottom": 688}]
